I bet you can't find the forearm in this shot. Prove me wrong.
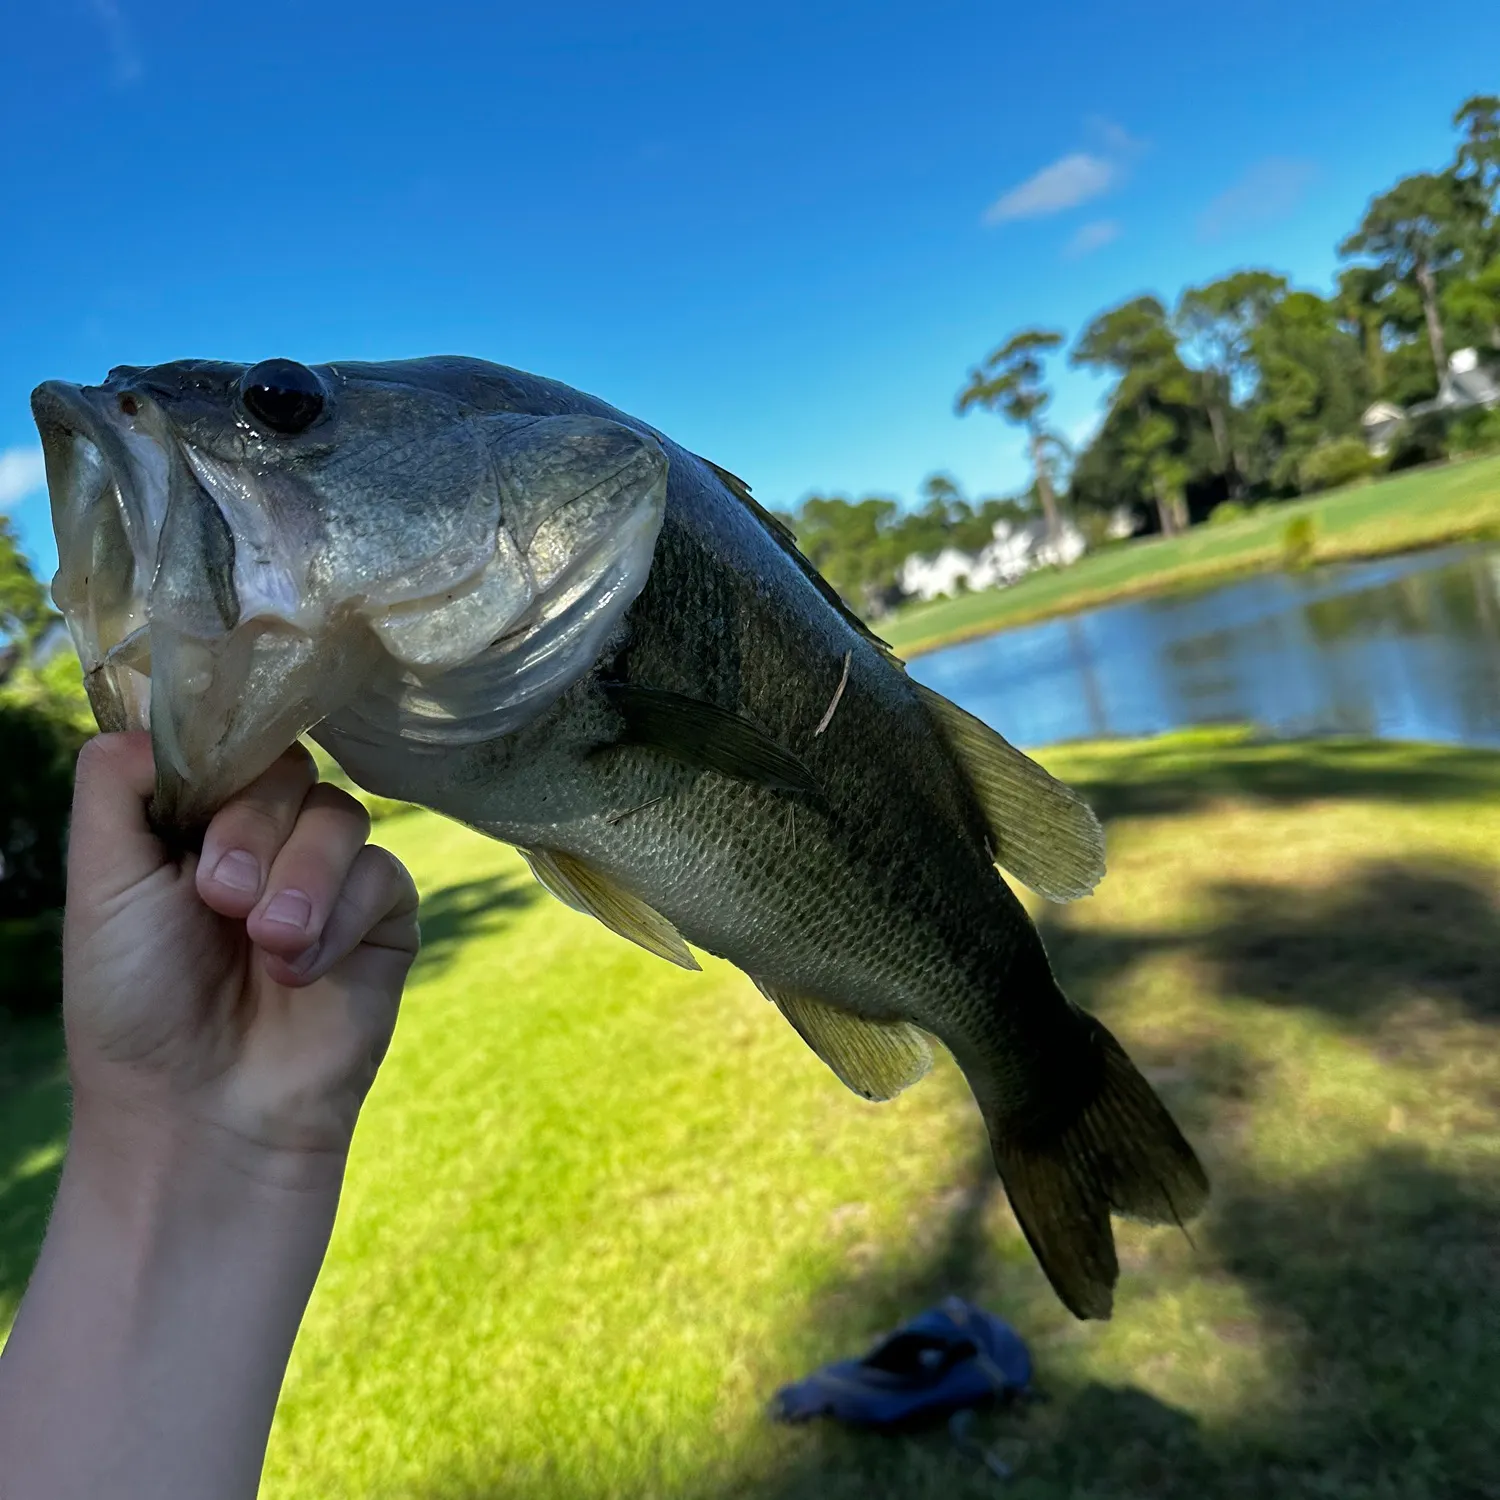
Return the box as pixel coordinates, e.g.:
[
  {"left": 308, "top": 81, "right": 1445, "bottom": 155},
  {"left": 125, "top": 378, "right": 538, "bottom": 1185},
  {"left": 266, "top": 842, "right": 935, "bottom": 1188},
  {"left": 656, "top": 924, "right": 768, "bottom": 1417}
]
[{"left": 0, "top": 1098, "right": 345, "bottom": 1500}]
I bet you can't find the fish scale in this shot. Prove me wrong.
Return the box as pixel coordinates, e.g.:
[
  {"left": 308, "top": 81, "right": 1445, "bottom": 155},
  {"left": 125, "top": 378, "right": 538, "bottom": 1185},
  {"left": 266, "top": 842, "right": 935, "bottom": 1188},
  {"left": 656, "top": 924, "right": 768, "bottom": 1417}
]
[{"left": 34, "top": 354, "right": 1209, "bottom": 1319}]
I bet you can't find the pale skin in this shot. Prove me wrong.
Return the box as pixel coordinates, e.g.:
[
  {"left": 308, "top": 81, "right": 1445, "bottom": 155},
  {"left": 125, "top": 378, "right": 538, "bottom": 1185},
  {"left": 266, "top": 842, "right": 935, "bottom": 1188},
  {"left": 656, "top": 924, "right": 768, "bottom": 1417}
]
[{"left": 0, "top": 731, "right": 420, "bottom": 1500}]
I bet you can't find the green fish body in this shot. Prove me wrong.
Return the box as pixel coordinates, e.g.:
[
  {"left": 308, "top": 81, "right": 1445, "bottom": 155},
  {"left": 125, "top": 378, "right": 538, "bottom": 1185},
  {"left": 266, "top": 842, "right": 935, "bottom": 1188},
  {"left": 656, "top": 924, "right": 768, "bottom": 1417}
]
[{"left": 34, "top": 356, "right": 1208, "bottom": 1318}]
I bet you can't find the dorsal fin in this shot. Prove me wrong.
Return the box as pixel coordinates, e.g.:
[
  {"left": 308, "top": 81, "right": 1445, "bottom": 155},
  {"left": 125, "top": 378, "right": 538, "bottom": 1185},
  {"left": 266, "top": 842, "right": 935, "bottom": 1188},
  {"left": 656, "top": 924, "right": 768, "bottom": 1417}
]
[
  {"left": 699, "top": 456, "right": 904, "bottom": 668},
  {"left": 913, "top": 682, "right": 1105, "bottom": 903},
  {"left": 753, "top": 978, "right": 933, "bottom": 1101},
  {"left": 520, "top": 847, "right": 700, "bottom": 970}
]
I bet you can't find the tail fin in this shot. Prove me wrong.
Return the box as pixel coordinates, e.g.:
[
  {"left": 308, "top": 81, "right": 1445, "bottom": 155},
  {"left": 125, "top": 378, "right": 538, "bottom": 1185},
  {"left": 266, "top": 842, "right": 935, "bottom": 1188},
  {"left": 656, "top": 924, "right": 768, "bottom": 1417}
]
[{"left": 986, "top": 1013, "right": 1209, "bottom": 1320}]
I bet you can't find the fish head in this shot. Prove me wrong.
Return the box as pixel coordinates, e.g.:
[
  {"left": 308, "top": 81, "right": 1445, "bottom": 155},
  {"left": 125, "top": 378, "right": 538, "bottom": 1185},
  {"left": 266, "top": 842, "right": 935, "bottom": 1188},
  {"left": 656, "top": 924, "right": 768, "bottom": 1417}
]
[{"left": 32, "top": 358, "right": 670, "bottom": 833}]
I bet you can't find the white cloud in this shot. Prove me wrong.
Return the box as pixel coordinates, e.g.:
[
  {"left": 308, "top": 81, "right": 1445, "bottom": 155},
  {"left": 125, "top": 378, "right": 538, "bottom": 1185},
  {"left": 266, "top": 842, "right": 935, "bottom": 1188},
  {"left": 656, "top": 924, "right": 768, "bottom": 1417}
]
[
  {"left": 90, "top": 0, "right": 143, "bottom": 86},
  {"left": 984, "top": 153, "right": 1116, "bottom": 224},
  {"left": 983, "top": 120, "right": 1144, "bottom": 227},
  {"left": 1091, "top": 119, "right": 1142, "bottom": 157},
  {"left": 0, "top": 447, "right": 46, "bottom": 509},
  {"left": 1199, "top": 158, "right": 1317, "bottom": 241},
  {"left": 1064, "top": 219, "right": 1121, "bottom": 258}
]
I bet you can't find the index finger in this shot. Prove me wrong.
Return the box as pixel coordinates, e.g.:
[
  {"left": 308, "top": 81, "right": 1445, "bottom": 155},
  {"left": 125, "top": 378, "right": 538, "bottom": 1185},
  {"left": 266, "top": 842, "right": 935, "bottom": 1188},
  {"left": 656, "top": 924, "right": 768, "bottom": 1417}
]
[{"left": 67, "top": 732, "right": 167, "bottom": 908}]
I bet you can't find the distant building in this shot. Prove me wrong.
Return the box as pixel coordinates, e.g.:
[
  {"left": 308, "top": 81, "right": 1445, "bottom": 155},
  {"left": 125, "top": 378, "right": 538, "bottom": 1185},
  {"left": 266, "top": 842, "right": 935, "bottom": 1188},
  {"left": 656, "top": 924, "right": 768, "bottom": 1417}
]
[
  {"left": 897, "top": 546, "right": 977, "bottom": 602},
  {"left": 1360, "top": 401, "right": 1405, "bottom": 458},
  {"left": 897, "top": 516, "right": 1087, "bottom": 602},
  {"left": 1362, "top": 349, "right": 1500, "bottom": 455},
  {"left": 1411, "top": 347, "right": 1500, "bottom": 418}
]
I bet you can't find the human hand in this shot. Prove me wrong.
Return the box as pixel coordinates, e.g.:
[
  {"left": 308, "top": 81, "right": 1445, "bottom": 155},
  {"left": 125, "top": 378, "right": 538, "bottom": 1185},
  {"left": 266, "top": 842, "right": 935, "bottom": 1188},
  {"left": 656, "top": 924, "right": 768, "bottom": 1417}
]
[{"left": 62, "top": 732, "right": 420, "bottom": 1182}]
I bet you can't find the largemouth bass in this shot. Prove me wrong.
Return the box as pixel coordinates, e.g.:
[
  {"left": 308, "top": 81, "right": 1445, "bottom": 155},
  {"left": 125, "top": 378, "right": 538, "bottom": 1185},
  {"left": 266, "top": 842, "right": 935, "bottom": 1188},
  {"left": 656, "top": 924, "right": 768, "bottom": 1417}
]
[{"left": 32, "top": 356, "right": 1208, "bottom": 1318}]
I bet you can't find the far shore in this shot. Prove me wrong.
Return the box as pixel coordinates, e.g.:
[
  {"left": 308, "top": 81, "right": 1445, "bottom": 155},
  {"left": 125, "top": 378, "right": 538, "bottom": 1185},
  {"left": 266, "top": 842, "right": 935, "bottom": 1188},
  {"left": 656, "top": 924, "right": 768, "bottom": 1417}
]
[{"left": 880, "top": 451, "right": 1500, "bottom": 659}]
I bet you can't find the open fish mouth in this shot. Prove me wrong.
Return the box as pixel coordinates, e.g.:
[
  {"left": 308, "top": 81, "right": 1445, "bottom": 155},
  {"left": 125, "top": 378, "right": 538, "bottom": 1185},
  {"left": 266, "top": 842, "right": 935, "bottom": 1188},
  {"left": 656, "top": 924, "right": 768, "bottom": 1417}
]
[
  {"left": 31, "top": 374, "right": 389, "bottom": 833},
  {"left": 32, "top": 367, "right": 671, "bottom": 835},
  {"left": 32, "top": 380, "right": 168, "bottom": 735}
]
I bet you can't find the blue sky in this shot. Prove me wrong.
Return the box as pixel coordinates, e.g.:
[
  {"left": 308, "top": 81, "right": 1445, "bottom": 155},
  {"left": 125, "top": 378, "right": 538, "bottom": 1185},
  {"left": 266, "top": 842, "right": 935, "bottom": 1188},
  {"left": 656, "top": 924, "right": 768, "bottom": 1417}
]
[{"left": 2, "top": 1, "right": 1495, "bottom": 580}]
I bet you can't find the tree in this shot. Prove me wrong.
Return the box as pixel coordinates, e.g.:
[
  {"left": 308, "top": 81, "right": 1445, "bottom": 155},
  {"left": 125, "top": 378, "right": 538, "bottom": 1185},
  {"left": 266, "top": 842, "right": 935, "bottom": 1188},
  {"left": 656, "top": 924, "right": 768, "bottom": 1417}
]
[
  {"left": 1442, "top": 253, "right": 1500, "bottom": 351},
  {"left": 1071, "top": 296, "right": 1201, "bottom": 534},
  {"left": 1335, "top": 264, "right": 1391, "bottom": 393},
  {"left": 1122, "top": 413, "right": 1191, "bottom": 537},
  {"left": 787, "top": 494, "right": 906, "bottom": 614},
  {"left": 907, "top": 474, "right": 1033, "bottom": 554},
  {"left": 0, "top": 517, "right": 53, "bottom": 656},
  {"left": 1454, "top": 94, "right": 1500, "bottom": 250},
  {"left": 955, "top": 329, "right": 1067, "bottom": 546},
  {"left": 1248, "top": 291, "right": 1369, "bottom": 490},
  {"left": 1175, "top": 270, "right": 1288, "bottom": 495},
  {"left": 1339, "top": 172, "right": 1473, "bottom": 386}
]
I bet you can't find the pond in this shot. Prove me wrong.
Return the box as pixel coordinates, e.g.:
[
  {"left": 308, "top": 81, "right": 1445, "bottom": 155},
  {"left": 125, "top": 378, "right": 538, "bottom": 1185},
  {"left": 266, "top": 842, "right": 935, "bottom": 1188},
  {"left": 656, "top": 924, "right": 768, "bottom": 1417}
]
[{"left": 908, "top": 544, "right": 1500, "bottom": 750}]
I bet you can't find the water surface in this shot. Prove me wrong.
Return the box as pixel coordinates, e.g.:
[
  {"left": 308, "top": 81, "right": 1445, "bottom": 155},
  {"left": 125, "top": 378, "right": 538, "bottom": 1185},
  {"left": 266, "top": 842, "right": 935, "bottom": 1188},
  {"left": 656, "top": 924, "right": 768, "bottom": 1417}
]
[{"left": 909, "top": 546, "right": 1500, "bottom": 749}]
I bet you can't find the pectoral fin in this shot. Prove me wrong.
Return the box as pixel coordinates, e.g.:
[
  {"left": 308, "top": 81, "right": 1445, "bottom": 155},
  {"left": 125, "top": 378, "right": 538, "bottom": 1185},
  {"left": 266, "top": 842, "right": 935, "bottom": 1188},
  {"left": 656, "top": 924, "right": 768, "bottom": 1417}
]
[
  {"left": 602, "top": 683, "right": 823, "bottom": 801},
  {"left": 520, "top": 847, "right": 700, "bottom": 971},
  {"left": 754, "top": 979, "right": 932, "bottom": 1101},
  {"left": 914, "top": 682, "right": 1105, "bottom": 903}
]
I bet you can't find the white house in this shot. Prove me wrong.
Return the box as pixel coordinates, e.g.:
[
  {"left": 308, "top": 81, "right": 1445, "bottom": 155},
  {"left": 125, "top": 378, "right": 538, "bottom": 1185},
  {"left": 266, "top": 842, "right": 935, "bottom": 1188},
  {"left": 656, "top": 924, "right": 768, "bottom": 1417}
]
[
  {"left": 1360, "top": 400, "right": 1405, "bottom": 458},
  {"left": 896, "top": 546, "right": 977, "bottom": 601},
  {"left": 897, "top": 516, "right": 1088, "bottom": 602},
  {"left": 1414, "top": 346, "right": 1500, "bottom": 416},
  {"left": 1363, "top": 349, "right": 1500, "bottom": 454}
]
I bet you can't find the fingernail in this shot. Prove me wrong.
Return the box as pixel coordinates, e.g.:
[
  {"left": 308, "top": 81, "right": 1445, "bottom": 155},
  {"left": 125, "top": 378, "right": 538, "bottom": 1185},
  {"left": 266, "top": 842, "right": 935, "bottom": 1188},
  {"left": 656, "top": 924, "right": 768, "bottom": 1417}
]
[
  {"left": 262, "top": 889, "right": 313, "bottom": 931},
  {"left": 211, "top": 849, "right": 261, "bottom": 893},
  {"left": 288, "top": 943, "right": 321, "bottom": 977}
]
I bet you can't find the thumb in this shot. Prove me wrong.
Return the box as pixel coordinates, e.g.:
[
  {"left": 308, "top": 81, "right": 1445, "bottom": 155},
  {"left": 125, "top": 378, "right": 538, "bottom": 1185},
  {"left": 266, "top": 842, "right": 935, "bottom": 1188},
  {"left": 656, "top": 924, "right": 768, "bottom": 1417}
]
[{"left": 67, "top": 732, "right": 174, "bottom": 906}]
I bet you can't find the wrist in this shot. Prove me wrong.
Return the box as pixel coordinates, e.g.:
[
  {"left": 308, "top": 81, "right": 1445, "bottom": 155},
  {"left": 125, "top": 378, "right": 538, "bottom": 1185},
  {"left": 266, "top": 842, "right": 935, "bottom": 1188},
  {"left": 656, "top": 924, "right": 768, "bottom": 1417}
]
[
  {"left": 66, "top": 1080, "right": 354, "bottom": 1201},
  {"left": 0, "top": 1091, "right": 347, "bottom": 1500}
]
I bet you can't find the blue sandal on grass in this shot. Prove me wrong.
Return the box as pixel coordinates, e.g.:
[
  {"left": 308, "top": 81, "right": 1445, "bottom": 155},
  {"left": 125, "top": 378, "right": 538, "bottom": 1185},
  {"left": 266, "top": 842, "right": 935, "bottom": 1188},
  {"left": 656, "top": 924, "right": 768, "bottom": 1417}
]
[{"left": 770, "top": 1296, "right": 1032, "bottom": 1429}]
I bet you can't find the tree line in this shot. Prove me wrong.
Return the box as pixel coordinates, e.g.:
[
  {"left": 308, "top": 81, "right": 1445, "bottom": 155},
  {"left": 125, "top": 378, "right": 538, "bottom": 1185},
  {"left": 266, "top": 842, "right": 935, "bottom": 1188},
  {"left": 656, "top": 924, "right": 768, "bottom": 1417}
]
[{"left": 781, "top": 93, "right": 1500, "bottom": 607}]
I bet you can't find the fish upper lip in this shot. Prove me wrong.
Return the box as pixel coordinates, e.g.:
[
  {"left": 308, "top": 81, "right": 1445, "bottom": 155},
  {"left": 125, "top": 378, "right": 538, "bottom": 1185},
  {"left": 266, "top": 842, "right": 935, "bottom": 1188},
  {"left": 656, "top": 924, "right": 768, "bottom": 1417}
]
[
  {"left": 31, "top": 380, "right": 167, "bottom": 671},
  {"left": 32, "top": 379, "right": 169, "bottom": 544}
]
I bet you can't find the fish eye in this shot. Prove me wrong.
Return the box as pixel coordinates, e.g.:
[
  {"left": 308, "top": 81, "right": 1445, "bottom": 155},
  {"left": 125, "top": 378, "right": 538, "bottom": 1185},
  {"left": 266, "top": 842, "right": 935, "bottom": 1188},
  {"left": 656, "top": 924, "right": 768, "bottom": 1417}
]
[{"left": 238, "top": 358, "right": 327, "bottom": 435}]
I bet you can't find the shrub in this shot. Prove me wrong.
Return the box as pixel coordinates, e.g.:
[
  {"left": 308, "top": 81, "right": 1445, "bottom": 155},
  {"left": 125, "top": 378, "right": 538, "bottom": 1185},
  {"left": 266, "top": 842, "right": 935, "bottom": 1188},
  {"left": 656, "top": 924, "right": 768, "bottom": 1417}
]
[
  {"left": 1282, "top": 514, "right": 1317, "bottom": 572},
  {"left": 1298, "top": 437, "right": 1377, "bottom": 493},
  {"left": 0, "top": 694, "right": 88, "bottom": 921},
  {"left": 1448, "top": 407, "right": 1500, "bottom": 457},
  {"left": 0, "top": 687, "right": 90, "bottom": 1016},
  {"left": 0, "top": 912, "right": 63, "bottom": 1017},
  {"left": 1387, "top": 411, "right": 1449, "bottom": 471},
  {"left": 1208, "top": 500, "right": 1251, "bottom": 526}
]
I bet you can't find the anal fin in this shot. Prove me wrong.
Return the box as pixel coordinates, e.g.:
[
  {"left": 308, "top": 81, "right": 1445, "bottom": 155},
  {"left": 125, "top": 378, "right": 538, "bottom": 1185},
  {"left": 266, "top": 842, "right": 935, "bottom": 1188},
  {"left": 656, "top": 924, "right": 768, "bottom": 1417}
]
[
  {"left": 520, "top": 847, "right": 700, "bottom": 971},
  {"left": 754, "top": 979, "right": 932, "bottom": 1101},
  {"left": 913, "top": 682, "right": 1105, "bottom": 903}
]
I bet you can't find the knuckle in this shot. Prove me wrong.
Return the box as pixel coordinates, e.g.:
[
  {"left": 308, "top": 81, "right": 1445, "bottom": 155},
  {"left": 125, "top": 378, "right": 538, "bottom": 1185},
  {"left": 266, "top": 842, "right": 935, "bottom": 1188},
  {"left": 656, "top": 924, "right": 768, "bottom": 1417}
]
[
  {"left": 364, "top": 844, "right": 416, "bottom": 901},
  {"left": 217, "top": 797, "right": 290, "bottom": 848},
  {"left": 309, "top": 781, "right": 372, "bottom": 830}
]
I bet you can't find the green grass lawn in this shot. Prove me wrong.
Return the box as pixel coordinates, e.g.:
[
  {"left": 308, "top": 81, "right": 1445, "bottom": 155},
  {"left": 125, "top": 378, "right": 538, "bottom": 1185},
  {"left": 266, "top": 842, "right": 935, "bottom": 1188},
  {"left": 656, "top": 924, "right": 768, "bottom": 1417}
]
[
  {"left": 4, "top": 729, "right": 1500, "bottom": 1498},
  {"left": 883, "top": 451, "right": 1500, "bottom": 657}
]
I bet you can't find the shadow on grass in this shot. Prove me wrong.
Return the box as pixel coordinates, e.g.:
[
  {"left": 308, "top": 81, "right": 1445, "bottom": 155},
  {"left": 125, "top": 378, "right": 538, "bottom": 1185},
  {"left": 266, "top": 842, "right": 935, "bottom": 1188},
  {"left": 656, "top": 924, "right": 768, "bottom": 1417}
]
[
  {"left": 690, "top": 1148, "right": 1500, "bottom": 1500},
  {"left": 1059, "top": 735, "right": 1500, "bottom": 826},
  {"left": 1207, "top": 859, "right": 1500, "bottom": 1029},
  {"left": 410, "top": 1132, "right": 1499, "bottom": 1499},
  {"left": 1039, "top": 852, "right": 1500, "bottom": 1040},
  {"left": 0, "top": 1011, "right": 69, "bottom": 1319},
  {"left": 414, "top": 870, "right": 543, "bottom": 978}
]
